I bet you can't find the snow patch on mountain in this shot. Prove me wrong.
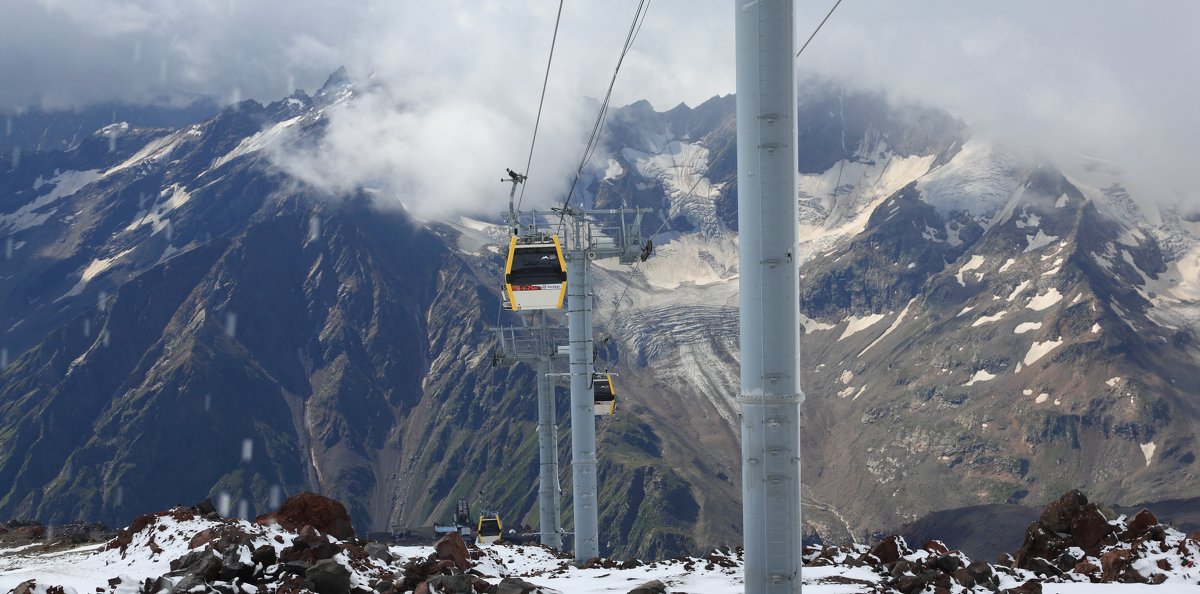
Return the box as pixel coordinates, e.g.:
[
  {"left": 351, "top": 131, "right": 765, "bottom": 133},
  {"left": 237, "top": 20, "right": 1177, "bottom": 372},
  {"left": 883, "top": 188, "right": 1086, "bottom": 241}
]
[
  {"left": 1, "top": 169, "right": 103, "bottom": 233},
  {"left": 1024, "top": 338, "right": 1064, "bottom": 366},
  {"left": 917, "top": 139, "right": 1021, "bottom": 223},
  {"left": 955, "top": 255, "right": 986, "bottom": 286},
  {"left": 1027, "top": 289, "right": 1063, "bottom": 311},
  {"left": 58, "top": 248, "right": 135, "bottom": 300},
  {"left": 623, "top": 141, "right": 723, "bottom": 237},
  {"left": 839, "top": 313, "right": 886, "bottom": 340},
  {"left": 210, "top": 115, "right": 303, "bottom": 172},
  {"left": 126, "top": 184, "right": 192, "bottom": 236}
]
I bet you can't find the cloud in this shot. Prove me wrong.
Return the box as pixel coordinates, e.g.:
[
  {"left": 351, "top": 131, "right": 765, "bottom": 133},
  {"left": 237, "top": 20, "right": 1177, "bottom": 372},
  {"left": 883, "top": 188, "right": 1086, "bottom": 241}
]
[{"left": 5, "top": 0, "right": 1198, "bottom": 209}]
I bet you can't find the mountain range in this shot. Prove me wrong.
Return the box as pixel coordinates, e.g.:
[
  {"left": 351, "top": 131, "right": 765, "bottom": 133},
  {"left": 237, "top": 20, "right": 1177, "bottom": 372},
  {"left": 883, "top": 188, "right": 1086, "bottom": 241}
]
[{"left": 2, "top": 71, "right": 1198, "bottom": 559}]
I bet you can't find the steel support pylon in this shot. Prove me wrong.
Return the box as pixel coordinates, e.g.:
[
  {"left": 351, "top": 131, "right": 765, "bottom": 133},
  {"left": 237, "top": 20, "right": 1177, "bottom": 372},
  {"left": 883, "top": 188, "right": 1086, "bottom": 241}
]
[
  {"left": 566, "top": 217, "right": 599, "bottom": 561},
  {"left": 736, "top": 0, "right": 803, "bottom": 592},
  {"left": 535, "top": 348, "right": 563, "bottom": 549}
]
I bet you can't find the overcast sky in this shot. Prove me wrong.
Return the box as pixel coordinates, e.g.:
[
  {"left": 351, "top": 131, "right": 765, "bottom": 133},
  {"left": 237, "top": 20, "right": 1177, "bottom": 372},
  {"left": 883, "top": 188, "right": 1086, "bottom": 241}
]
[{"left": 5, "top": 0, "right": 1198, "bottom": 212}]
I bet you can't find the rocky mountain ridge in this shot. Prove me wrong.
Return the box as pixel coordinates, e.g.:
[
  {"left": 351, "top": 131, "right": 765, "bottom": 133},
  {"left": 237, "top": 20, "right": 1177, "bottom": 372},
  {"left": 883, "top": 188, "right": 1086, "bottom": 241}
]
[{"left": 2, "top": 72, "right": 1199, "bottom": 560}]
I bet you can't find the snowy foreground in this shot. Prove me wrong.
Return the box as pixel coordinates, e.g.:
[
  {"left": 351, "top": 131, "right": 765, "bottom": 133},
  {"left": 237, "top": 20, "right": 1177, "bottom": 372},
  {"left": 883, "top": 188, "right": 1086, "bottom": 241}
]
[{"left": 1, "top": 505, "right": 1199, "bottom": 594}]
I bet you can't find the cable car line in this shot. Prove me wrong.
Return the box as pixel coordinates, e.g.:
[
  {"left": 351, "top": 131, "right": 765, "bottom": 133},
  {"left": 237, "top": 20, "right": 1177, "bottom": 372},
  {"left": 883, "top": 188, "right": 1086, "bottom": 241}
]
[
  {"left": 795, "top": 0, "right": 843, "bottom": 58},
  {"left": 515, "top": 0, "right": 565, "bottom": 214},
  {"left": 557, "top": 0, "right": 652, "bottom": 232}
]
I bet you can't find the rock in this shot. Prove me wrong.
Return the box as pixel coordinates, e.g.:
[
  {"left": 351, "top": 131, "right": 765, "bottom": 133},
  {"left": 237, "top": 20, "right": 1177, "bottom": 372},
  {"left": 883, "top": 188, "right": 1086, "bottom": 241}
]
[
  {"left": 195, "top": 498, "right": 218, "bottom": 516},
  {"left": 251, "top": 544, "right": 277, "bottom": 567},
  {"left": 365, "top": 541, "right": 393, "bottom": 563},
  {"left": 626, "top": 580, "right": 667, "bottom": 594},
  {"left": 217, "top": 546, "right": 254, "bottom": 581},
  {"left": 1039, "top": 490, "right": 1088, "bottom": 534},
  {"left": 923, "top": 540, "right": 950, "bottom": 555},
  {"left": 1100, "top": 549, "right": 1132, "bottom": 582},
  {"left": 189, "top": 528, "right": 215, "bottom": 549},
  {"left": 168, "top": 548, "right": 222, "bottom": 581},
  {"left": 12, "top": 580, "right": 37, "bottom": 594},
  {"left": 495, "top": 576, "right": 544, "bottom": 594},
  {"left": 1069, "top": 503, "right": 1111, "bottom": 553},
  {"left": 306, "top": 558, "right": 352, "bottom": 594},
  {"left": 169, "top": 575, "right": 208, "bottom": 594},
  {"left": 256, "top": 492, "right": 355, "bottom": 540},
  {"left": 1073, "top": 559, "right": 1100, "bottom": 576},
  {"left": 1003, "top": 580, "right": 1042, "bottom": 594},
  {"left": 965, "top": 560, "right": 994, "bottom": 585},
  {"left": 868, "top": 535, "right": 907, "bottom": 565},
  {"left": 434, "top": 532, "right": 471, "bottom": 571},
  {"left": 414, "top": 583, "right": 430, "bottom": 594},
  {"left": 427, "top": 574, "right": 475, "bottom": 594},
  {"left": 934, "top": 554, "right": 961, "bottom": 573},
  {"left": 952, "top": 567, "right": 974, "bottom": 589}
]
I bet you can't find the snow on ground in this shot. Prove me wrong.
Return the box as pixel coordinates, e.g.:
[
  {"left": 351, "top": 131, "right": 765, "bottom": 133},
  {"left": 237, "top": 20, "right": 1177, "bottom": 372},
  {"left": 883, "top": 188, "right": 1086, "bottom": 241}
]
[
  {"left": 955, "top": 255, "right": 986, "bottom": 286},
  {"left": 0, "top": 169, "right": 103, "bottom": 233},
  {"left": 964, "top": 369, "right": 997, "bottom": 386},
  {"left": 622, "top": 141, "right": 724, "bottom": 237},
  {"left": 1140, "top": 442, "right": 1156, "bottom": 466},
  {"left": 917, "top": 140, "right": 1021, "bottom": 223},
  {"left": 58, "top": 248, "right": 135, "bottom": 300},
  {"left": 1006, "top": 279, "right": 1031, "bottom": 301},
  {"left": 839, "top": 313, "right": 886, "bottom": 340},
  {"left": 103, "top": 133, "right": 188, "bottom": 178},
  {"left": 1024, "top": 337, "right": 1064, "bottom": 366},
  {"left": 971, "top": 311, "right": 1006, "bottom": 327},
  {"left": 209, "top": 115, "right": 304, "bottom": 172},
  {"left": 1014, "top": 321, "right": 1042, "bottom": 334},
  {"left": 860, "top": 299, "right": 915, "bottom": 355},
  {"left": 1024, "top": 230, "right": 1059, "bottom": 252},
  {"left": 126, "top": 184, "right": 192, "bottom": 235},
  {"left": 1027, "top": 288, "right": 1064, "bottom": 311}
]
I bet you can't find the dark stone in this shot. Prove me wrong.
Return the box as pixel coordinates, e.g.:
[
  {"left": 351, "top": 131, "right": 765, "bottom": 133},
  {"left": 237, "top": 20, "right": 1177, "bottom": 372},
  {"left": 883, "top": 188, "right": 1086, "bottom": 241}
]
[
  {"left": 12, "top": 580, "right": 37, "bottom": 594},
  {"left": 494, "top": 576, "right": 544, "bottom": 594},
  {"left": 625, "top": 580, "right": 667, "bottom": 594},
  {"left": 934, "top": 554, "right": 961, "bottom": 573},
  {"left": 868, "top": 535, "right": 907, "bottom": 565},
  {"left": 1039, "top": 490, "right": 1088, "bottom": 533},
  {"left": 256, "top": 492, "right": 356, "bottom": 540},
  {"left": 168, "top": 548, "right": 222, "bottom": 581},
  {"left": 305, "top": 558, "right": 352, "bottom": 594},
  {"left": 195, "top": 498, "right": 218, "bottom": 515},
  {"left": 1123, "top": 508, "right": 1159, "bottom": 537},
  {"left": 251, "top": 544, "right": 277, "bottom": 567},
  {"left": 426, "top": 574, "right": 475, "bottom": 594},
  {"left": 169, "top": 575, "right": 209, "bottom": 594},
  {"left": 966, "top": 560, "right": 994, "bottom": 582},
  {"left": 1069, "top": 503, "right": 1111, "bottom": 553},
  {"left": 365, "top": 542, "right": 393, "bottom": 563},
  {"left": 1026, "top": 556, "right": 1064, "bottom": 578},
  {"left": 1014, "top": 523, "right": 1071, "bottom": 570},
  {"left": 217, "top": 546, "right": 255, "bottom": 581}
]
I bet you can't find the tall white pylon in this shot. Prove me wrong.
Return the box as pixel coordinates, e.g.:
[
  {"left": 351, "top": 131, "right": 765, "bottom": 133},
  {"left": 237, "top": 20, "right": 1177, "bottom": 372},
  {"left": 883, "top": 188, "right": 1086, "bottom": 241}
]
[{"left": 736, "top": 0, "right": 804, "bottom": 592}]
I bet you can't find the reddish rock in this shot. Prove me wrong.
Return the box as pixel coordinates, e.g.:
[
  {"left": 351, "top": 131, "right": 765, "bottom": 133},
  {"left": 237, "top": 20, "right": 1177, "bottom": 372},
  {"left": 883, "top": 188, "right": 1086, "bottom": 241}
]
[
  {"left": 256, "top": 492, "right": 355, "bottom": 540},
  {"left": 1073, "top": 559, "right": 1100, "bottom": 578},
  {"left": 923, "top": 540, "right": 949, "bottom": 555},
  {"left": 413, "top": 582, "right": 430, "bottom": 594},
  {"left": 1123, "top": 509, "right": 1157, "bottom": 541},
  {"left": 1070, "top": 503, "right": 1112, "bottom": 553},
  {"left": 434, "top": 532, "right": 471, "bottom": 571},
  {"left": 188, "top": 528, "right": 215, "bottom": 549},
  {"left": 1004, "top": 580, "right": 1042, "bottom": 594},
  {"left": 1039, "top": 490, "right": 1088, "bottom": 534},
  {"left": 1100, "top": 549, "right": 1132, "bottom": 582},
  {"left": 868, "top": 535, "right": 907, "bottom": 565}
]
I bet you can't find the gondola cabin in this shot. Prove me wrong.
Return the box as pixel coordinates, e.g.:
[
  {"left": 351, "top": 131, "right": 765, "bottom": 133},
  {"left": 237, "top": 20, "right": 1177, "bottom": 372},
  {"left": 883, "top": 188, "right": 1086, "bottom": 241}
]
[
  {"left": 504, "top": 235, "right": 567, "bottom": 311},
  {"left": 593, "top": 373, "right": 616, "bottom": 416},
  {"left": 477, "top": 513, "right": 503, "bottom": 545}
]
